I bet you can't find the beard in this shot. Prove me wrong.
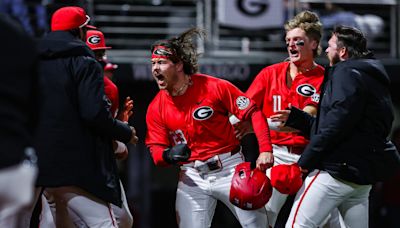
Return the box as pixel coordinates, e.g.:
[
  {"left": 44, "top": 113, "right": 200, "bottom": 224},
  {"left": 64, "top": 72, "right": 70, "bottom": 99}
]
[{"left": 329, "top": 53, "right": 341, "bottom": 66}]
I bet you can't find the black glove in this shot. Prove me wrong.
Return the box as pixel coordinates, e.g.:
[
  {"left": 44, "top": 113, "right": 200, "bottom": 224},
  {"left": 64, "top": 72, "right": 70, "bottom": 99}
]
[{"left": 162, "top": 144, "right": 191, "bottom": 164}]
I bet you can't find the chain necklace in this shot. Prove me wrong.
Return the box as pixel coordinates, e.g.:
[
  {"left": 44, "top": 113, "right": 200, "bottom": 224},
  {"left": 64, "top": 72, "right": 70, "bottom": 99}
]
[{"left": 172, "top": 75, "right": 192, "bottom": 96}]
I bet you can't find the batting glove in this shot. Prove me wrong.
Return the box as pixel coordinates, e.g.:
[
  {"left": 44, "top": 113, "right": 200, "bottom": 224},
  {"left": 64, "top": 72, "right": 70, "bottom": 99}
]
[{"left": 163, "top": 144, "right": 191, "bottom": 164}]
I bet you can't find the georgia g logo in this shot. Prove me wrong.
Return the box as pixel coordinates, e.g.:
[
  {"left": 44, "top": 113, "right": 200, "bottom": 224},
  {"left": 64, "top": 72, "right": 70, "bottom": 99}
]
[
  {"left": 193, "top": 106, "right": 214, "bottom": 120},
  {"left": 87, "top": 35, "right": 101, "bottom": 45},
  {"left": 296, "top": 84, "right": 316, "bottom": 97}
]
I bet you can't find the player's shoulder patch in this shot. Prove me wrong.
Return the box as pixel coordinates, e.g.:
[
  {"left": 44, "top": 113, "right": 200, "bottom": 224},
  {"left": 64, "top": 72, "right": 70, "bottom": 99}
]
[
  {"left": 236, "top": 96, "right": 250, "bottom": 110},
  {"left": 311, "top": 93, "right": 320, "bottom": 103},
  {"left": 296, "top": 84, "right": 316, "bottom": 97}
]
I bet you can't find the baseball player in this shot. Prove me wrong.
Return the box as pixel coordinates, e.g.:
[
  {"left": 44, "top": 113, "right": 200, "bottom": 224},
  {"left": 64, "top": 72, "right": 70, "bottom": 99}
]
[
  {"left": 145, "top": 27, "right": 273, "bottom": 228},
  {"left": 232, "top": 11, "right": 324, "bottom": 227},
  {"left": 86, "top": 28, "right": 134, "bottom": 228},
  {"left": 31, "top": 6, "right": 138, "bottom": 227},
  {"left": 273, "top": 26, "right": 395, "bottom": 228}
]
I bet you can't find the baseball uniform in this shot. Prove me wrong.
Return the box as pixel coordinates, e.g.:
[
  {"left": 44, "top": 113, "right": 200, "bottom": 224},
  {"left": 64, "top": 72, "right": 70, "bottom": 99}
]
[
  {"left": 246, "top": 61, "right": 324, "bottom": 226},
  {"left": 146, "top": 73, "right": 272, "bottom": 228}
]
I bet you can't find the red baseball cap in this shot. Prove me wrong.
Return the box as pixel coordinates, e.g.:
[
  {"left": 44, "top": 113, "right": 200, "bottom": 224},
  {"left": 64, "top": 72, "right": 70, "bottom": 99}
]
[
  {"left": 270, "top": 163, "right": 303, "bottom": 195},
  {"left": 51, "top": 6, "right": 90, "bottom": 31},
  {"left": 86, "top": 30, "right": 112, "bottom": 50}
]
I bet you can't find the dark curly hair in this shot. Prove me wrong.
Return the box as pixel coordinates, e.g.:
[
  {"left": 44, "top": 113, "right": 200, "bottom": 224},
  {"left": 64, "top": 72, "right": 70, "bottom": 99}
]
[
  {"left": 151, "top": 28, "right": 205, "bottom": 75},
  {"left": 333, "top": 25, "right": 372, "bottom": 59}
]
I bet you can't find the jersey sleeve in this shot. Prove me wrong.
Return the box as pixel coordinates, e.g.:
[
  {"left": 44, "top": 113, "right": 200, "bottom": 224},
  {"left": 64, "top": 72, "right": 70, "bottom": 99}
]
[
  {"left": 103, "top": 76, "right": 120, "bottom": 118},
  {"left": 145, "top": 98, "right": 170, "bottom": 166},
  {"left": 245, "top": 69, "right": 268, "bottom": 108},
  {"left": 216, "top": 79, "right": 272, "bottom": 152}
]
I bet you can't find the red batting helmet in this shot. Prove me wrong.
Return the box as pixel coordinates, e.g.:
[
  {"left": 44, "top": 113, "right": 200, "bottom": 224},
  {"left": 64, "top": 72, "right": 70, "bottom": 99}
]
[
  {"left": 270, "top": 163, "right": 303, "bottom": 195},
  {"left": 229, "top": 162, "right": 272, "bottom": 210}
]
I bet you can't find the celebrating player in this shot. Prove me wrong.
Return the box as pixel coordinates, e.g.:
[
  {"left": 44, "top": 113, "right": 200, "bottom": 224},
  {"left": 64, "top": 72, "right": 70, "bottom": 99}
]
[
  {"left": 145, "top": 27, "right": 273, "bottom": 228},
  {"left": 232, "top": 11, "right": 324, "bottom": 227}
]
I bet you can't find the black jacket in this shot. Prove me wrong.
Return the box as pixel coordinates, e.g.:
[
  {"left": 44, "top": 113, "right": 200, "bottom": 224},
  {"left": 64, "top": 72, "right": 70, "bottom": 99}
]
[
  {"left": 35, "top": 31, "right": 132, "bottom": 206},
  {"left": 0, "top": 15, "right": 38, "bottom": 169},
  {"left": 286, "top": 58, "right": 394, "bottom": 185}
]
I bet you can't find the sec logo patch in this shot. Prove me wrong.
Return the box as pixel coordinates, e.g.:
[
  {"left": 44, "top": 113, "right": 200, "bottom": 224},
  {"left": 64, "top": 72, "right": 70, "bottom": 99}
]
[
  {"left": 236, "top": 96, "right": 250, "bottom": 110},
  {"left": 193, "top": 106, "right": 214, "bottom": 120},
  {"left": 296, "top": 84, "right": 316, "bottom": 97},
  {"left": 311, "top": 93, "right": 320, "bottom": 103}
]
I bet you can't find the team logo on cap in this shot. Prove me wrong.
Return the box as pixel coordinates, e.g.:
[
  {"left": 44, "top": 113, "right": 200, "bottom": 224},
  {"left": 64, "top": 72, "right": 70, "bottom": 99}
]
[
  {"left": 236, "top": 96, "right": 250, "bottom": 110},
  {"left": 87, "top": 35, "right": 101, "bottom": 45},
  {"left": 296, "top": 84, "right": 316, "bottom": 97},
  {"left": 193, "top": 106, "right": 214, "bottom": 120}
]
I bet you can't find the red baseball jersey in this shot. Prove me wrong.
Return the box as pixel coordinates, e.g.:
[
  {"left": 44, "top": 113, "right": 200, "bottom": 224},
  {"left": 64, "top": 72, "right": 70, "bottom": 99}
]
[
  {"left": 103, "top": 76, "right": 119, "bottom": 118},
  {"left": 246, "top": 61, "right": 324, "bottom": 147},
  {"left": 146, "top": 74, "right": 271, "bottom": 164}
]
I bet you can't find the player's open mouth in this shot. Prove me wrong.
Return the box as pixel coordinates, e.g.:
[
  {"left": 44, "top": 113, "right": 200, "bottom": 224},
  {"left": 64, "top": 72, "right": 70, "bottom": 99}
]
[
  {"left": 154, "top": 74, "right": 166, "bottom": 85},
  {"left": 289, "top": 49, "right": 299, "bottom": 57}
]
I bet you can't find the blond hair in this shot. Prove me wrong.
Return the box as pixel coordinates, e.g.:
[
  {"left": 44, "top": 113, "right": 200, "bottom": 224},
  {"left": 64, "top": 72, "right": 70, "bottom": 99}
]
[{"left": 284, "top": 10, "right": 323, "bottom": 56}]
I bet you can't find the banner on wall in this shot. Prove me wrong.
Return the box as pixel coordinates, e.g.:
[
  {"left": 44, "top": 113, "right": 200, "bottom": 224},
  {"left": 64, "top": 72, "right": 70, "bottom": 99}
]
[
  {"left": 218, "top": 0, "right": 284, "bottom": 29},
  {"left": 129, "top": 63, "right": 255, "bottom": 81}
]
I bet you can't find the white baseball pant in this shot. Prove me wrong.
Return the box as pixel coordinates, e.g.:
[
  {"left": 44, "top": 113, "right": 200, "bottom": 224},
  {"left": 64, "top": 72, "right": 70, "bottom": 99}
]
[
  {"left": 265, "top": 144, "right": 301, "bottom": 227},
  {"left": 176, "top": 150, "right": 268, "bottom": 228},
  {"left": 45, "top": 186, "right": 118, "bottom": 228},
  {"left": 0, "top": 160, "right": 37, "bottom": 227},
  {"left": 111, "top": 181, "right": 134, "bottom": 228},
  {"left": 41, "top": 181, "right": 133, "bottom": 228},
  {"left": 286, "top": 170, "right": 371, "bottom": 228},
  {"left": 266, "top": 145, "right": 345, "bottom": 228}
]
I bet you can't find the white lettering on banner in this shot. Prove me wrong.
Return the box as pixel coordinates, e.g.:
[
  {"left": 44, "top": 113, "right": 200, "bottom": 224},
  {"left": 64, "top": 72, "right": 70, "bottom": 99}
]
[
  {"left": 218, "top": 0, "right": 284, "bottom": 29},
  {"left": 131, "top": 63, "right": 251, "bottom": 81}
]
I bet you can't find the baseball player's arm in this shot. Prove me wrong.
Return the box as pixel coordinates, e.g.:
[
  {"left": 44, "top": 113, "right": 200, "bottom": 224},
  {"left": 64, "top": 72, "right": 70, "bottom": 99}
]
[
  {"left": 75, "top": 59, "right": 135, "bottom": 144},
  {"left": 298, "top": 68, "right": 367, "bottom": 170},
  {"left": 270, "top": 104, "right": 317, "bottom": 132},
  {"left": 303, "top": 105, "right": 317, "bottom": 116},
  {"left": 147, "top": 143, "right": 191, "bottom": 166},
  {"left": 145, "top": 100, "right": 177, "bottom": 166},
  {"left": 217, "top": 80, "right": 273, "bottom": 169},
  {"left": 231, "top": 69, "right": 267, "bottom": 140},
  {"left": 147, "top": 144, "right": 170, "bottom": 166},
  {"left": 251, "top": 109, "right": 274, "bottom": 171}
]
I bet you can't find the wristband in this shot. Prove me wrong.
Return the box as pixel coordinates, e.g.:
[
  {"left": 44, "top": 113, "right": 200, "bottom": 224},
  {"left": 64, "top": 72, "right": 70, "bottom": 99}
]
[{"left": 114, "top": 141, "right": 127, "bottom": 154}]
